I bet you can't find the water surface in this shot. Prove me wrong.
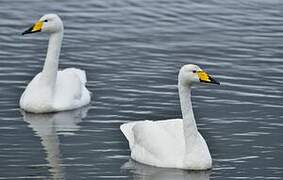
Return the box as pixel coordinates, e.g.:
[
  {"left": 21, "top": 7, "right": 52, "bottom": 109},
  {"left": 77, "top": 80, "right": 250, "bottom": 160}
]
[{"left": 0, "top": 0, "right": 282, "bottom": 179}]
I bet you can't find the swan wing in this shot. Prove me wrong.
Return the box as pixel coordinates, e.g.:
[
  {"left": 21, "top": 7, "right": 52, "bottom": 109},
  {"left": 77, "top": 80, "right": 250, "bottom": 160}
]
[
  {"left": 121, "top": 119, "right": 185, "bottom": 168},
  {"left": 63, "top": 68, "right": 87, "bottom": 84},
  {"left": 53, "top": 68, "right": 90, "bottom": 110}
]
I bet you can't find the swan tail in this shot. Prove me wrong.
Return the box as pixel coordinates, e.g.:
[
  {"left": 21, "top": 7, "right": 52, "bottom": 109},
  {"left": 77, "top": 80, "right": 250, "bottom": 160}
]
[
  {"left": 120, "top": 122, "right": 136, "bottom": 148},
  {"left": 59, "top": 68, "right": 91, "bottom": 106},
  {"left": 63, "top": 68, "right": 87, "bottom": 84}
]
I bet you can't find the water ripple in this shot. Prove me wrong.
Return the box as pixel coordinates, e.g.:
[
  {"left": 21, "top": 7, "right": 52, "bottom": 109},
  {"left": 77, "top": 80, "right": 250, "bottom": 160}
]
[{"left": 0, "top": 0, "right": 282, "bottom": 179}]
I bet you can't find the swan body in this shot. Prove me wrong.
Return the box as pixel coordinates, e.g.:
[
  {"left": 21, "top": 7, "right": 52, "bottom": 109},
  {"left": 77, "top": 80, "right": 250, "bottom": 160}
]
[
  {"left": 20, "top": 14, "right": 91, "bottom": 113},
  {"left": 121, "top": 64, "right": 219, "bottom": 170}
]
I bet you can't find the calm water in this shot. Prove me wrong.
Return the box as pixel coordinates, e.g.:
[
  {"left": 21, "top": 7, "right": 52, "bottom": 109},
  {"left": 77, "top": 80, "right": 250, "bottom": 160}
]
[{"left": 0, "top": 0, "right": 283, "bottom": 179}]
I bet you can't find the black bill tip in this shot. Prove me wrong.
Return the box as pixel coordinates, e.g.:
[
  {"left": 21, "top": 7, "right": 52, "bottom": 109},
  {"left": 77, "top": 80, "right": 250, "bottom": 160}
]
[
  {"left": 209, "top": 76, "right": 220, "bottom": 85},
  {"left": 22, "top": 25, "right": 40, "bottom": 35},
  {"left": 22, "top": 26, "right": 33, "bottom": 35}
]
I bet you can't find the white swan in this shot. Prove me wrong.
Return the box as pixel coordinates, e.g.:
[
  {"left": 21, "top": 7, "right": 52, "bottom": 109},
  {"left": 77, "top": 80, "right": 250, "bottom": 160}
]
[
  {"left": 20, "top": 14, "right": 91, "bottom": 113},
  {"left": 120, "top": 64, "right": 220, "bottom": 170}
]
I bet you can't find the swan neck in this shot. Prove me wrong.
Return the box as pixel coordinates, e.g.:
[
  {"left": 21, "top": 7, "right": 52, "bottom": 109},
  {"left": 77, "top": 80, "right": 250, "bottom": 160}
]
[
  {"left": 41, "top": 31, "right": 63, "bottom": 85},
  {"left": 178, "top": 83, "right": 197, "bottom": 132}
]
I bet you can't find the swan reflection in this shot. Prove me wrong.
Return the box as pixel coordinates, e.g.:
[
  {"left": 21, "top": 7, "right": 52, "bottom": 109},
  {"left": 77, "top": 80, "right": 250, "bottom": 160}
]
[
  {"left": 121, "top": 160, "right": 211, "bottom": 180},
  {"left": 22, "top": 107, "right": 89, "bottom": 180}
]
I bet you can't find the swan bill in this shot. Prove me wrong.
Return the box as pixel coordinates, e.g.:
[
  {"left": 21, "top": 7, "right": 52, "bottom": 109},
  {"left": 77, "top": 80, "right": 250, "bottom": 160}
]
[
  {"left": 22, "top": 21, "right": 43, "bottom": 35},
  {"left": 197, "top": 71, "right": 220, "bottom": 85}
]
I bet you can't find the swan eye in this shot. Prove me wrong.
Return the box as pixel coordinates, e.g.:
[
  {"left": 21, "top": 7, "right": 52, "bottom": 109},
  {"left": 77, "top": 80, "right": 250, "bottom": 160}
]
[
  {"left": 44, "top": 19, "right": 48, "bottom": 22},
  {"left": 192, "top": 70, "right": 197, "bottom": 73}
]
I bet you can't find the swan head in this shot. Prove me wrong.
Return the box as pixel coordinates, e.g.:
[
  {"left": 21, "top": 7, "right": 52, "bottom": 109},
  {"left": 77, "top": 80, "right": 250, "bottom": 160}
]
[
  {"left": 179, "top": 64, "right": 220, "bottom": 86},
  {"left": 22, "top": 14, "right": 63, "bottom": 35}
]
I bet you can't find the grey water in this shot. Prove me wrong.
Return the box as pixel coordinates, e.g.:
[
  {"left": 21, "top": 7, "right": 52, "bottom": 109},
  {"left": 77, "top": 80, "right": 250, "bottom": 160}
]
[{"left": 0, "top": 0, "right": 282, "bottom": 179}]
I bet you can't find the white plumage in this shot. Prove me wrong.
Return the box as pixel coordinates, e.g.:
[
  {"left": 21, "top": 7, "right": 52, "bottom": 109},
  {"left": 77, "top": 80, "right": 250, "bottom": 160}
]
[
  {"left": 20, "top": 68, "right": 90, "bottom": 113},
  {"left": 121, "top": 64, "right": 220, "bottom": 170},
  {"left": 20, "top": 14, "right": 91, "bottom": 113}
]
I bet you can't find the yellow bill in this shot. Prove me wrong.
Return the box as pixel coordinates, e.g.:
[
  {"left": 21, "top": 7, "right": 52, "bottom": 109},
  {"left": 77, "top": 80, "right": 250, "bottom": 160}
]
[
  {"left": 22, "top": 21, "right": 43, "bottom": 35},
  {"left": 197, "top": 71, "right": 220, "bottom": 85}
]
